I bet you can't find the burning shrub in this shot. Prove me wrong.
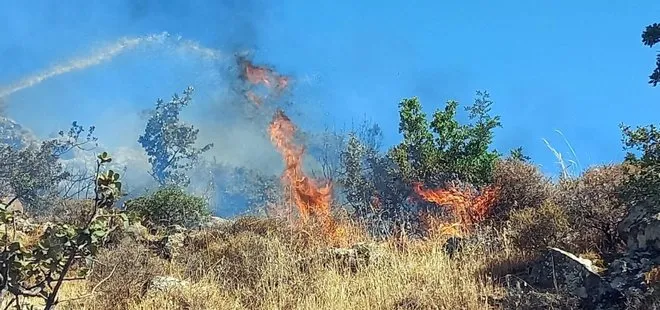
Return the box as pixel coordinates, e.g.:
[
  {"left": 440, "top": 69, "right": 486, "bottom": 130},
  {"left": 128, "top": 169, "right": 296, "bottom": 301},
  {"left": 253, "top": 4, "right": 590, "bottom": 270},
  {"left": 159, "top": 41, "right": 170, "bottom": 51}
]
[
  {"left": 554, "top": 164, "right": 628, "bottom": 253},
  {"left": 414, "top": 182, "right": 499, "bottom": 237},
  {"left": 491, "top": 158, "right": 553, "bottom": 220},
  {"left": 506, "top": 201, "right": 571, "bottom": 252},
  {"left": 125, "top": 186, "right": 210, "bottom": 229}
]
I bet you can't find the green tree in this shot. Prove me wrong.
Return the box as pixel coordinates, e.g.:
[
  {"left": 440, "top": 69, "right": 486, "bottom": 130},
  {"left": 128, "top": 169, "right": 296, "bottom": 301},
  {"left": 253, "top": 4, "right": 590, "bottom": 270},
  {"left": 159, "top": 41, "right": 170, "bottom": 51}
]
[
  {"left": 642, "top": 23, "right": 660, "bottom": 86},
  {"left": 390, "top": 91, "right": 501, "bottom": 186},
  {"left": 139, "top": 87, "right": 213, "bottom": 187}
]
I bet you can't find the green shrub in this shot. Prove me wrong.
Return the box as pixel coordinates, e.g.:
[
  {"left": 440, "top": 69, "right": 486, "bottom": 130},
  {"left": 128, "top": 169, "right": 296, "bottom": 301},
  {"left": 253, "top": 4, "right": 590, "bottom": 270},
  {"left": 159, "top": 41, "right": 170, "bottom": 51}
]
[{"left": 125, "top": 186, "right": 210, "bottom": 229}]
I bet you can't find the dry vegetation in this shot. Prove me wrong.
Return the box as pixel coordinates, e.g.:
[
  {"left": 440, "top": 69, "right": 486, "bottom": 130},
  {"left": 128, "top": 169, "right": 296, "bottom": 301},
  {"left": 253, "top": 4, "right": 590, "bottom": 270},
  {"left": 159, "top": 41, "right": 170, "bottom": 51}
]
[
  {"left": 3, "top": 157, "right": 640, "bottom": 310},
  {"left": 48, "top": 220, "right": 500, "bottom": 310}
]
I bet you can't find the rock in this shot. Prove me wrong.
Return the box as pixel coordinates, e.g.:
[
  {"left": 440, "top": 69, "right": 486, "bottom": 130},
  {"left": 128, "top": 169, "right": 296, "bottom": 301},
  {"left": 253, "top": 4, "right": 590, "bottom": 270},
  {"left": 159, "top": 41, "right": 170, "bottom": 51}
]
[
  {"left": 527, "top": 248, "right": 625, "bottom": 309},
  {"left": 604, "top": 252, "right": 660, "bottom": 309},
  {"left": 0, "top": 196, "right": 23, "bottom": 214},
  {"left": 156, "top": 225, "right": 187, "bottom": 260},
  {"left": 201, "top": 216, "right": 233, "bottom": 229},
  {"left": 123, "top": 222, "right": 157, "bottom": 243},
  {"left": 619, "top": 199, "right": 660, "bottom": 253},
  {"left": 324, "top": 242, "right": 384, "bottom": 273},
  {"left": 143, "top": 276, "right": 189, "bottom": 296}
]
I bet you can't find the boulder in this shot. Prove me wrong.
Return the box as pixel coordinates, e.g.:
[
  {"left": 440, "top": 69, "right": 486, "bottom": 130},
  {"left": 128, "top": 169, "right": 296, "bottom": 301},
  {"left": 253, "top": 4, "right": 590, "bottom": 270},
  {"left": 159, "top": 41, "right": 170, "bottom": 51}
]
[
  {"left": 618, "top": 199, "right": 660, "bottom": 253},
  {"left": 200, "top": 216, "right": 233, "bottom": 229},
  {"left": 143, "top": 276, "right": 189, "bottom": 297},
  {"left": 527, "top": 248, "right": 625, "bottom": 309},
  {"left": 156, "top": 225, "right": 187, "bottom": 260}
]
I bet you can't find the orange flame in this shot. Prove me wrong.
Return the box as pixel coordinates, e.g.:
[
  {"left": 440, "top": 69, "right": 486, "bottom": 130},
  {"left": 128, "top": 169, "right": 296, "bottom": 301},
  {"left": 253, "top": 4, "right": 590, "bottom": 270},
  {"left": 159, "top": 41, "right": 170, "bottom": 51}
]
[
  {"left": 268, "top": 110, "right": 333, "bottom": 224},
  {"left": 413, "top": 182, "right": 498, "bottom": 236},
  {"left": 238, "top": 57, "right": 290, "bottom": 108}
]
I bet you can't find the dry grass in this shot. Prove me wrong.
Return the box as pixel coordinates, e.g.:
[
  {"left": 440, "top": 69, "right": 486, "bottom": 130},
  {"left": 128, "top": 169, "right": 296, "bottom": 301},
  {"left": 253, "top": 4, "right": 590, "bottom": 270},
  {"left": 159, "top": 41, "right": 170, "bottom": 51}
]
[{"left": 32, "top": 218, "right": 503, "bottom": 310}]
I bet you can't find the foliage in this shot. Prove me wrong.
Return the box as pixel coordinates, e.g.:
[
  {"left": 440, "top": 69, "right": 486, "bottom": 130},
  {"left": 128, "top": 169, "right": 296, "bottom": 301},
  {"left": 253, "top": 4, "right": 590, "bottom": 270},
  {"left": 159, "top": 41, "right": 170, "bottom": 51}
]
[
  {"left": 0, "top": 121, "right": 97, "bottom": 213},
  {"left": 138, "top": 87, "right": 213, "bottom": 187},
  {"left": 338, "top": 122, "right": 413, "bottom": 236},
  {"left": 509, "top": 147, "right": 531, "bottom": 162},
  {"left": 554, "top": 164, "right": 628, "bottom": 253},
  {"left": 0, "top": 152, "right": 126, "bottom": 309},
  {"left": 506, "top": 201, "right": 571, "bottom": 253},
  {"left": 124, "top": 186, "right": 210, "bottom": 229},
  {"left": 491, "top": 158, "right": 553, "bottom": 219},
  {"left": 642, "top": 23, "right": 660, "bottom": 86},
  {"left": 620, "top": 123, "right": 660, "bottom": 204},
  {"left": 389, "top": 91, "right": 501, "bottom": 187}
]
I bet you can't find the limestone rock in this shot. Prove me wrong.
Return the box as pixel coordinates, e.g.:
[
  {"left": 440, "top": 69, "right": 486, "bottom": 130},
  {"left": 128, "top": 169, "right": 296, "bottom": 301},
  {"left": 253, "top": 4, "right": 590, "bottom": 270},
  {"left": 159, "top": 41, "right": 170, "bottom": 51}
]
[
  {"left": 619, "top": 199, "right": 660, "bottom": 253},
  {"left": 200, "top": 216, "right": 233, "bottom": 229},
  {"left": 527, "top": 248, "right": 625, "bottom": 309},
  {"left": 143, "top": 276, "right": 189, "bottom": 297},
  {"left": 156, "top": 225, "right": 187, "bottom": 260}
]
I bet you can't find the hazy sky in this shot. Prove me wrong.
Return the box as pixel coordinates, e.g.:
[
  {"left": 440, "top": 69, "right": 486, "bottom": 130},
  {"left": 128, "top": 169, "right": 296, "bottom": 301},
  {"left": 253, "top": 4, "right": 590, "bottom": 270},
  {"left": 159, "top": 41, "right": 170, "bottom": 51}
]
[{"left": 1, "top": 0, "right": 660, "bottom": 177}]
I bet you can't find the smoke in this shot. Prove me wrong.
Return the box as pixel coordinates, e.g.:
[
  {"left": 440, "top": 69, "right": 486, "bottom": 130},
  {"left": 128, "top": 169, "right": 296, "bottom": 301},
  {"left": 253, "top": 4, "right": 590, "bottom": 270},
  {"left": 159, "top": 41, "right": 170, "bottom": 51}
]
[{"left": 1, "top": 1, "right": 336, "bottom": 217}]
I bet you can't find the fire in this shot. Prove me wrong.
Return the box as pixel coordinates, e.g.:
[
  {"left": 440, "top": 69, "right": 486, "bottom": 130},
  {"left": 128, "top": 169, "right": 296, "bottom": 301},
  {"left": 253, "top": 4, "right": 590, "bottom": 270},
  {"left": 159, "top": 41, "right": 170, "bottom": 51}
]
[
  {"left": 238, "top": 56, "right": 291, "bottom": 108},
  {"left": 268, "top": 110, "right": 334, "bottom": 227},
  {"left": 414, "top": 182, "right": 498, "bottom": 236}
]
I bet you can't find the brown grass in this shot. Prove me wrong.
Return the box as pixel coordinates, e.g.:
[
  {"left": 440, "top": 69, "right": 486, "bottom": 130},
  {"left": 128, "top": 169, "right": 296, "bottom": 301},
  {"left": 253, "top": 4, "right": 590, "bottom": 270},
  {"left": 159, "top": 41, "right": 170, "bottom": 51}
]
[{"left": 30, "top": 217, "right": 503, "bottom": 310}]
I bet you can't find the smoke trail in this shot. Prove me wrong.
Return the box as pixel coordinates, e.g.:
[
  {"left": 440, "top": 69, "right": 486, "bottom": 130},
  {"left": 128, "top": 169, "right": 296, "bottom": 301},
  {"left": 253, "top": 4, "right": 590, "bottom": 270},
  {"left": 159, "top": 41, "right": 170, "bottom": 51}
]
[{"left": 0, "top": 32, "right": 226, "bottom": 99}]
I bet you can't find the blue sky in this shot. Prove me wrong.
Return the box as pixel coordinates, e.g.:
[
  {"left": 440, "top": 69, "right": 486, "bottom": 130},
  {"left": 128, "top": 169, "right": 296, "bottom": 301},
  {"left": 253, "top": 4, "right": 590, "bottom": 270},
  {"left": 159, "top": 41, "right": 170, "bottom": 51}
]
[{"left": 1, "top": 0, "right": 660, "bottom": 178}]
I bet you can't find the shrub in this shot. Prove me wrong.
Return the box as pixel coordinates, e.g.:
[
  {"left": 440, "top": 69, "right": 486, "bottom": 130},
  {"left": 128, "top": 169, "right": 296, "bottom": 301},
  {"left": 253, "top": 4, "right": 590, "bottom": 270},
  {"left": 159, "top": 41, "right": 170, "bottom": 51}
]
[
  {"left": 554, "top": 164, "right": 628, "bottom": 253},
  {"left": 491, "top": 158, "right": 553, "bottom": 220},
  {"left": 506, "top": 201, "right": 571, "bottom": 252},
  {"left": 125, "top": 186, "right": 210, "bottom": 229},
  {"left": 87, "top": 237, "right": 166, "bottom": 310}
]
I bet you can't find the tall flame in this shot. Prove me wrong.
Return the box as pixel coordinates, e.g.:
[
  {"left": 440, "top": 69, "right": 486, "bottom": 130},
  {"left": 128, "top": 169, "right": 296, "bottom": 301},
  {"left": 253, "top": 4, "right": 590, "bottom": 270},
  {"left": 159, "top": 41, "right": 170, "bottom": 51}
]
[{"left": 268, "top": 110, "right": 332, "bottom": 223}]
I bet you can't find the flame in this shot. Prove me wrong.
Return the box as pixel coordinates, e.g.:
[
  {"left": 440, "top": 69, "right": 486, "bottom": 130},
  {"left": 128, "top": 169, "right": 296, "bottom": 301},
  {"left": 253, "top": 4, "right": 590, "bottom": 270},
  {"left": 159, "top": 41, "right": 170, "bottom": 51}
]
[
  {"left": 268, "top": 110, "right": 334, "bottom": 226},
  {"left": 238, "top": 57, "right": 291, "bottom": 108},
  {"left": 414, "top": 182, "right": 498, "bottom": 236}
]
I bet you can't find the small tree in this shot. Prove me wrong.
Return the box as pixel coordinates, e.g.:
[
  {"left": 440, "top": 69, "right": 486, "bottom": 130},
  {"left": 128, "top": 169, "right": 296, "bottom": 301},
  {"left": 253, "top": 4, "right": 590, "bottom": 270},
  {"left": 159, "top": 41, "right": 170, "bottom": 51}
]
[
  {"left": 138, "top": 87, "right": 213, "bottom": 187},
  {"left": 0, "top": 152, "right": 126, "bottom": 309}
]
